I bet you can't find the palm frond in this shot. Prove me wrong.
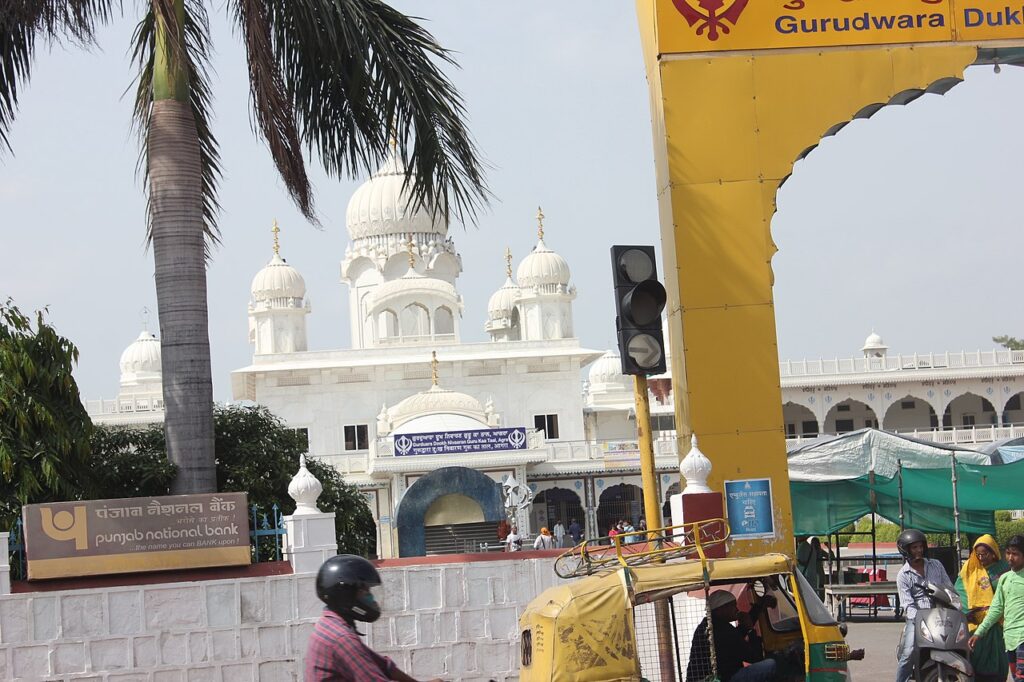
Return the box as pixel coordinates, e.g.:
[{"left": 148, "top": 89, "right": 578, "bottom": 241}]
[
  {"left": 232, "top": 0, "right": 313, "bottom": 220},
  {"left": 0, "top": 1, "right": 115, "bottom": 151},
  {"left": 262, "top": 0, "right": 490, "bottom": 226},
  {"left": 131, "top": 0, "right": 222, "bottom": 250}
]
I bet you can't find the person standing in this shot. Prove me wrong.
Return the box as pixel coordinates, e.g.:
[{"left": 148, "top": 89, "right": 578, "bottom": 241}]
[
  {"left": 533, "top": 527, "right": 554, "bottom": 550},
  {"left": 796, "top": 536, "right": 828, "bottom": 600},
  {"left": 553, "top": 520, "right": 565, "bottom": 548},
  {"left": 896, "top": 529, "right": 956, "bottom": 682},
  {"left": 972, "top": 535, "right": 1024, "bottom": 682},
  {"left": 568, "top": 518, "right": 583, "bottom": 545},
  {"left": 957, "top": 534, "right": 1010, "bottom": 682},
  {"left": 305, "top": 555, "right": 442, "bottom": 682},
  {"left": 505, "top": 526, "right": 522, "bottom": 552}
]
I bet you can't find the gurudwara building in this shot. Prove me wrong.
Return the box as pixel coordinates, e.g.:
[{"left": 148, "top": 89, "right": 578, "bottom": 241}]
[{"left": 87, "top": 150, "right": 1024, "bottom": 558}]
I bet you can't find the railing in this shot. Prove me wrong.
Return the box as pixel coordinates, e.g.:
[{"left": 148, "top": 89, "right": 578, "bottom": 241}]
[
  {"left": 785, "top": 424, "right": 1024, "bottom": 446},
  {"left": 779, "top": 349, "right": 1024, "bottom": 377},
  {"left": 249, "top": 504, "right": 286, "bottom": 563},
  {"left": 370, "top": 432, "right": 681, "bottom": 461},
  {"left": 84, "top": 396, "right": 165, "bottom": 416},
  {"left": 8, "top": 518, "right": 25, "bottom": 582}
]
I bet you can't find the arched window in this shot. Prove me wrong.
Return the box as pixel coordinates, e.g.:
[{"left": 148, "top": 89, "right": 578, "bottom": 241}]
[
  {"left": 434, "top": 306, "right": 455, "bottom": 335},
  {"left": 509, "top": 308, "right": 522, "bottom": 341},
  {"left": 377, "top": 309, "right": 398, "bottom": 338},
  {"left": 401, "top": 304, "right": 429, "bottom": 337}
]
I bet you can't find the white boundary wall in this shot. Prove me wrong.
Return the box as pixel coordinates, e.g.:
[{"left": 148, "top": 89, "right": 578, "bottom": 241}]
[{"left": 0, "top": 556, "right": 563, "bottom": 681}]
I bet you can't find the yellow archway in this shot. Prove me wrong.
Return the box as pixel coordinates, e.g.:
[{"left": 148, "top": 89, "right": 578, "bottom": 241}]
[{"left": 636, "top": 0, "right": 1024, "bottom": 555}]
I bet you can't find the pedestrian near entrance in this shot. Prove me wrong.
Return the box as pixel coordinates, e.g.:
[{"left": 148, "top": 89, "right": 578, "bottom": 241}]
[
  {"left": 568, "top": 518, "right": 583, "bottom": 545},
  {"left": 305, "top": 555, "right": 442, "bottom": 682},
  {"left": 533, "top": 527, "right": 554, "bottom": 550},
  {"left": 972, "top": 535, "right": 1024, "bottom": 682},
  {"left": 957, "top": 534, "right": 1010, "bottom": 682},
  {"left": 553, "top": 520, "right": 565, "bottom": 548},
  {"left": 895, "top": 529, "right": 955, "bottom": 682},
  {"left": 505, "top": 526, "right": 522, "bottom": 552}
]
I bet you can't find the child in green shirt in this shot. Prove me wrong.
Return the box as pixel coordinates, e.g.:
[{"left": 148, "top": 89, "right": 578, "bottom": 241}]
[{"left": 972, "top": 535, "right": 1024, "bottom": 682}]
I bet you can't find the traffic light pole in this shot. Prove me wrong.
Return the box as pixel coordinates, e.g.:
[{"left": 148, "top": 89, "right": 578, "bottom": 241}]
[{"left": 633, "top": 374, "right": 676, "bottom": 682}]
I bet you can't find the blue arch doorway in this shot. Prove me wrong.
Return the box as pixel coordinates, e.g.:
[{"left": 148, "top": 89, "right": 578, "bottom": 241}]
[{"left": 394, "top": 466, "right": 505, "bottom": 557}]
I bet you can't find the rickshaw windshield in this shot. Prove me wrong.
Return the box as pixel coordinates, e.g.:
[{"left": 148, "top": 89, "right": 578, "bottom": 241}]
[
  {"left": 793, "top": 569, "right": 838, "bottom": 626},
  {"left": 761, "top": 575, "right": 801, "bottom": 632}
]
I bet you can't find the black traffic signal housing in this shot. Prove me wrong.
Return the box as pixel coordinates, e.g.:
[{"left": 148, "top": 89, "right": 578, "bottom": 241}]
[{"left": 611, "top": 245, "right": 668, "bottom": 376}]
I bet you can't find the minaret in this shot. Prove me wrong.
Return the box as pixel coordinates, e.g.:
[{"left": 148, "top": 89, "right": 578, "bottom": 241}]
[{"left": 248, "top": 220, "right": 311, "bottom": 355}]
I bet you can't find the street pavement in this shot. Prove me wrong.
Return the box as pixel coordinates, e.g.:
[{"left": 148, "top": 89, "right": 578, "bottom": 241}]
[{"left": 845, "top": 619, "right": 904, "bottom": 681}]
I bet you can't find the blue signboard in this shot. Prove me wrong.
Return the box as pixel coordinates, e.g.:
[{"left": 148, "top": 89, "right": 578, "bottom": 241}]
[
  {"left": 724, "top": 478, "right": 775, "bottom": 539},
  {"left": 394, "top": 427, "right": 528, "bottom": 457}
]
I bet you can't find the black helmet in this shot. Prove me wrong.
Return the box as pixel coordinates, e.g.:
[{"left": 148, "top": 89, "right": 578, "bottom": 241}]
[
  {"left": 316, "top": 555, "right": 382, "bottom": 622},
  {"left": 897, "top": 529, "right": 927, "bottom": 560}
]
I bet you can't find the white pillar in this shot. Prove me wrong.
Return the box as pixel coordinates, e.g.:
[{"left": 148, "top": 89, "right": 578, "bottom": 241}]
[
  {"left": 0, "top": 532, "right": 10, "bottom": 595},
  {"left": 671, "top": 434, "right": 713, "bottom": 528},
  {"left": 283, "top": 455, "right": 339, "bottom": 573}
]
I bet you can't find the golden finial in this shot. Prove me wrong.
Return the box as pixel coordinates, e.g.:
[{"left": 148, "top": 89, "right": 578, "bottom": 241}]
[
  {"left": 406, "top": 234, "right": 416, "bottom": 269},
  {"left": 431, "top": 351, "right": 439, "bottom": 387},
  {"left": 536, "top": 206, "right": 545, "bottom": 241},
  {"left": 271, "top": 219, "right": 281, "bottom": 256},
  {"left": 505, "top": 247, "right": 513, "bottom": 279}
]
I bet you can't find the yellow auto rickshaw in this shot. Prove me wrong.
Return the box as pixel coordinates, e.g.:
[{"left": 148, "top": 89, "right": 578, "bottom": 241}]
[{"left": 519, "top": 520, "right": 854, "bottom": 682}]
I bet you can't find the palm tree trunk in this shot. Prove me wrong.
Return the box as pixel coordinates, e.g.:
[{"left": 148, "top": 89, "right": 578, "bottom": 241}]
[{"left": 149, "top": 0, "right": 216, "bottom": 493}]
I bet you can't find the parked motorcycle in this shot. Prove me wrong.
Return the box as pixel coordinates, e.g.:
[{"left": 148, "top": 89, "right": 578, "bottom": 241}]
[{"left": 912, "top": 582, "right": 974, "bottom": 682}]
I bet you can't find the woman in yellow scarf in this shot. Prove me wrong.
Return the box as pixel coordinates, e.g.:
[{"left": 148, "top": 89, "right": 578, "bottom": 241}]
[{"left": 955, "top": 534, "right": 1011, "bottom": 682}]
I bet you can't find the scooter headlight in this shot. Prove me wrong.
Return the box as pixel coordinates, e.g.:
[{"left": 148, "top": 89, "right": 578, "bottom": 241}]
[{"left": 919, "top": 620, "right": 934, "bottom": 643}]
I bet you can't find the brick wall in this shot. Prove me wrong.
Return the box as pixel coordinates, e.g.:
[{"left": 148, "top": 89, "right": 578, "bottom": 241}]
[{"left": 0, "top": 554, "right": 562, "bottom": 681}]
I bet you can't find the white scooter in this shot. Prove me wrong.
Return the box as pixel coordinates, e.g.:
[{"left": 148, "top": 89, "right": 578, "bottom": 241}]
[{"left": 912, "top": 583, "right": 974, "bottom": 682}]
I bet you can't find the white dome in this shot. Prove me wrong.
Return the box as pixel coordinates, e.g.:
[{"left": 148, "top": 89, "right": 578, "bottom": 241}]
[
  {"left": 516, "top": 239, "right": 571, "bottom": 288},
  {"left": 251, "top": 254, "right": 306, "bottom": 301},
  {"left": 487, "top": 277, "right": 520, "bottom": 319},
  {"left": 372, "top": 271, "right": 459, "bottom": 308},
  {"left": 390, "top": 385, "right": 486, "bottom": 425},
  {"left": 119, "top": 331, "right": 162, "bottom": 386},
  {"left": 862, "top": 331, "right": 887, "bottom": 351},
  {"left": 588, "top": 351, "right": 626, "bottom": 385},
  {"left": 345, "top": 151, "right": 447, "bottom": 241}
]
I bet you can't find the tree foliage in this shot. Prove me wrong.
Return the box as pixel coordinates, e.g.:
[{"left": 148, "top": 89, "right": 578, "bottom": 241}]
[
  {"left": 0, "top": 300, "right": 94, "bottom": 523},
  {"left": 994, "top": 335, "right": 1024, "bottom": 351}
]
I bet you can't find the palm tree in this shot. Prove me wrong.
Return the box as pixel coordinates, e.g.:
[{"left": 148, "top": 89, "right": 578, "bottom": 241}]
[{"left": 1, "top": 1, "right": 488, "bottom": 493}]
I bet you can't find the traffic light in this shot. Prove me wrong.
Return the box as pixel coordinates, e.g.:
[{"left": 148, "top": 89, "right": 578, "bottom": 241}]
[{"left": 611, "top": 245, "right": 667, "bottom": 375}]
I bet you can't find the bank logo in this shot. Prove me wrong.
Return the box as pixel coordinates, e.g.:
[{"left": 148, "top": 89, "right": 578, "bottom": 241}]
[
  {"left": 672, "top": 0, "right": 750, "bottom": 41},
  {"left": 40, "top": 506, "right": 88, "bottom": 550}
]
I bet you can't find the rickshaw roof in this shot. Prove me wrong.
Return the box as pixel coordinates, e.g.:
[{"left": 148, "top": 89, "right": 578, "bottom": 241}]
[{"left": 630, "top": 553, "right": 794, "bottom": 595}]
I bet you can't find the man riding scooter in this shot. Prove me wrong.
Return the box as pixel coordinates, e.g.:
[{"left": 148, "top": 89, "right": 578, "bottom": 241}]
[{"left": 896, "top": 529, "right": 972, "bottom": 682}]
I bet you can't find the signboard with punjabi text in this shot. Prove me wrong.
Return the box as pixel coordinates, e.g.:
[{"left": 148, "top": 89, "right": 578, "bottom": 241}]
[
  {"left": 393, "top": 427, "right": 528, "bottom": 457},
  {"left": 23, "top": 493, "right": 250, "bottom": 580},
  {"left": 656, "top": 0, "right": 1024, "bottom": 55}
]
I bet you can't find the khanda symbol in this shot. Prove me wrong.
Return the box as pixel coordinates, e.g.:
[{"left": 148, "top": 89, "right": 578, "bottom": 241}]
[{"left": 671, "top": 0, "right": 751, "bottom": 41}]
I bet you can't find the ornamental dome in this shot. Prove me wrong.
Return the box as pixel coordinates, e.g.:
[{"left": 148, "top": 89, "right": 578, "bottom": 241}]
[
  {"left": 251, "top": 254, "right": 306, "bottom": 302},
  {"left": 588, "top": 351, "right": 627, "bottom": 386},
  {"left": 119, "top": 330, "right": 161, "bottom": 386},
  {"left": 389, "top": 385, "right": 486, "bottom": 426},
  {"left": 516, "top": 238, "right": 571, "bottom": 289},
  {"left": 345, "top": 151, "right": 447, "bottom": 241},
  {"left": 487, "top": 277, "right": 520, "bottom": 319},
  {"left": 372, "top": 270, "right": 459, "bottom": 308},
  {"left": 862, "top": 331, "right": 888, "bottom": 353}
]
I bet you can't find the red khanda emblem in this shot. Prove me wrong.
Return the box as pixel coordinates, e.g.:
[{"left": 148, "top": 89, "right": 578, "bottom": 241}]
[{"left": 671, "top": 0, "right": 751, "bottom": 41}]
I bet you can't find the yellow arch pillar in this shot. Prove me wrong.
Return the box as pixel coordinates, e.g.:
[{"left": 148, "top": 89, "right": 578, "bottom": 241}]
[{"left": 634, "top": 0, "right": 1020, "bottom": 555}]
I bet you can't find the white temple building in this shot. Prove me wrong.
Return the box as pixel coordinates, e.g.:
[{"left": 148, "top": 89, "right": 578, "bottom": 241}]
[{"left": 86, "top": 149, "right": 1024, "bottom": 558}]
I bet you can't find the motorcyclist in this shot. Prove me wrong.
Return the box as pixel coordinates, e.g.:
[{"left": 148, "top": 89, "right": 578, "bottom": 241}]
[
  {"left": 305, "top": 555, "right": 442, "bottom": 682},
  {"left": 895, "top": 529, "right": 955, "bottom": 682}
]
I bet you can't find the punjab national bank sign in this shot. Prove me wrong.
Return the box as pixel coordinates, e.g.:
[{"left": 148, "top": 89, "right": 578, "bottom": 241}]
[
  {"left": 23, "top": 493, "right": 250, "bottom": 580},
  {"left": 657, "top": 0, "right": 1024, "bottom": 54}
]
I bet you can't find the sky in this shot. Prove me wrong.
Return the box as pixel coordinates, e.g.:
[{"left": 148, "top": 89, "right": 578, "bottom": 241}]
[{"left": 1, "top": 2, "right": 1022, "bottom": 403}]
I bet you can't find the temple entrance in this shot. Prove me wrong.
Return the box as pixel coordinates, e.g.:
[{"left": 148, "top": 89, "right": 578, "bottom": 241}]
[{"left": 597, "top": 483, "right": 644, "bottom": 537}]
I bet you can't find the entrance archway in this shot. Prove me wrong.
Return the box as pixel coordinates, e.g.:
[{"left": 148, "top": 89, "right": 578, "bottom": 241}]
[
  {"left": 597, "top": 483, "right": 644, "bottom": 537},
  {"left": 943, "top": 393, "right": 997, "bottom": 429},
  {"left": 662, "top": 481, "right": 681, "bottom": 521},
  {"left": 531, "top": 488, "right": 584, "bottom": 542},
  {"left": 824, "top": 399, "right": 878, "bottom": 435},
  {"left": 394, "top": 466, "right": 504, "bottom": 557},
  {"left": 883, "top": 395, "right": 938, "bottom": 433},
  {"left": 783, "top": 402, "right": 818, "bottom": 438},
  {"left": 1004, "top": 392, "right": 1023, "bottom": 426}
]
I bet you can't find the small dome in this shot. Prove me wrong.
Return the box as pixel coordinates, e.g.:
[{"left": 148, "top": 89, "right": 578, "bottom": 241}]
[
  {"left": 119, "top": 330, "right": 161, "bottom": 386},
  {"left": 487, "top": 277, "right": 520, "bottom": 319},
  {"left": 251, "top": 254, "right": 306, "bottom": 301},
  {"left": 516, "top": 239, "right": 571, "bottom": 288},
  {"left": 372, "top": 270, "right": 459, "bottom": 308},
  {"left": 588, "top": 350, "right": 627, "bottom": 386},
  {"left": 390, "top": 385, "right": 486, "bottom": 425},
  {"left": 345, "top": 151, "right": 447, "bottom": 241},
  {"left": 862, "top": 331, "right": 887, "bottom": 352}
]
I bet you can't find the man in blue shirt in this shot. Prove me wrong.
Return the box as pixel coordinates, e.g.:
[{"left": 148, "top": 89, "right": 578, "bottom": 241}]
[{"left": 896, "top": 529, "right": 955, "bottom": 682}]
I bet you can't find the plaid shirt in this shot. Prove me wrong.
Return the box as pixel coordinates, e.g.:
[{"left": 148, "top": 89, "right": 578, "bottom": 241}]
[
  {"left": 305, "top": 609, "right": 396, "bottom": 681},
  {"left": 897, "top": 558, "right": 954, "bottom": 621}
]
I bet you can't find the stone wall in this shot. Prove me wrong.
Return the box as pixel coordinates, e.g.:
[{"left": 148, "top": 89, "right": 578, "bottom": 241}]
[{"left": 0, "top": 554, "right": 562, "bottom": 681}]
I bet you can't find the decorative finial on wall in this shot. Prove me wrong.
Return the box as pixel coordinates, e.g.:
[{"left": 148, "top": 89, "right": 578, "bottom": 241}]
[
  {"left": 272, "top": 219, "right": 281, "bottom": 256},
  {"left": 505, "top": 247, "right": 513, "bottom": 278},
  {"left": 407, "top": 233, "right": 416, "bottom": 269},
  {"left": 431, "top": 350, "right": 439, "bottom": 386},
  {"left": 536, "top": 206, "right": 545, "bottom": 241}
]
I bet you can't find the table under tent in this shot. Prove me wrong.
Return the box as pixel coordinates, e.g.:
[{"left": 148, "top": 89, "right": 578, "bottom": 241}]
[{"left": 786, "top": 429, "right": 1024, "bottom": 616}]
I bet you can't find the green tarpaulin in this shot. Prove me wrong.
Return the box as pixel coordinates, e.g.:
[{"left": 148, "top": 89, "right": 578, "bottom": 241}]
[{"left": 790, "top": 458, "right": 1024, "bottom": 535}]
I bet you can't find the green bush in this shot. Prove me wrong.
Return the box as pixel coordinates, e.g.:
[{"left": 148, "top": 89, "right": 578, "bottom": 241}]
[{"left": 996, "top": 517, "right": 1024, "bottom": 551}]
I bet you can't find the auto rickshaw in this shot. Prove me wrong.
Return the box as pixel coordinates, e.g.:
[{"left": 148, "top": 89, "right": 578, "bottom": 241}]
[{"left": 519, "top": 519, "right": 854, "bottom": 682}]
